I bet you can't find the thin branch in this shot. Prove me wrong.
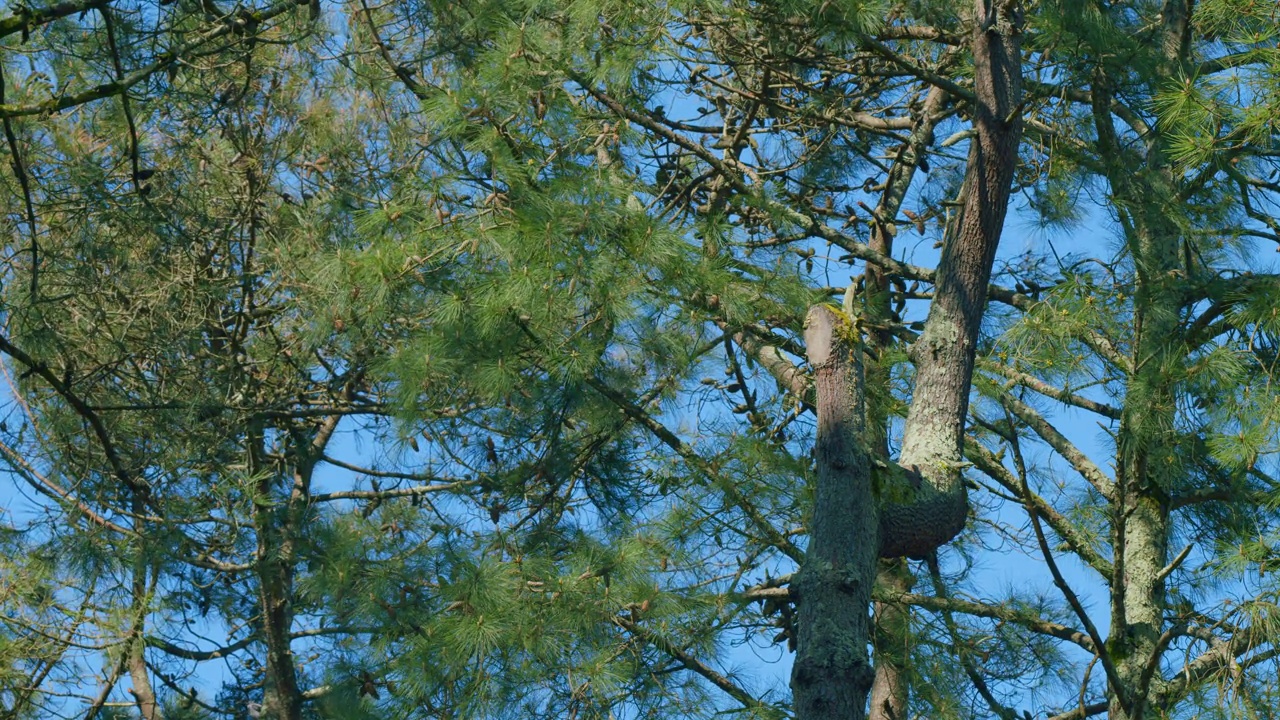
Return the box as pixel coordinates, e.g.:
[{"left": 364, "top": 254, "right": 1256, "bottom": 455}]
[
  {"left": 585, "top": 377, "right": 804, "bottom": 562},
  {"left": 309, "top": 480, "right": 473, "bottom": 503},
  {"left": 615, "top": 615, "right": 765, "bottom": 712},
  {"left": 982, "top": 360, "right": 1120, "bottom": 420},
  {"left": 0, "top": 0, "right": 301, "bottom": 119},
  {"left": 880, "top": 589, "right": 1096, "bottom": 654},
  {"left": 0, "top": 332, "right": 154, "bottom": 510},
  {"left": 0, "top": 0, "right": 109, "bottom": 39},
  {"left": 1009, "top": 414, "right": 1130, "bottom": 714},
  {"left": 1045, "top": 701, "right": 1109, "bottom": 720},
  {"left": 0, "top": 437, "right": 132, "bottom": 534},
  {"left": 925, "top": 555, "right": 1018, "bottom": 720},
  {"left": 1001, "top": 393, "right": 1117, "bottom": 500},
  {"left": 0, "top": 62, "right": 39, "bottom": 296},
  {"left": 1154, "top": 543, "right": 1192, "bottom": 584},
  {"left": 857, "top": 37, "right": 976, "bottom": 102},
  {"left": 100, "top": 6, "right": 143, "bottom": 195},
  {"left": 965, "top": 439, "right": 1114, "bottom": 577}
]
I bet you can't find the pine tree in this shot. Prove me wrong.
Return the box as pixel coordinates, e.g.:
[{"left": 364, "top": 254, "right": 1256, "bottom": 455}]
[{"left": 2, "top": 1, "right": 1280, "bottom": 719}]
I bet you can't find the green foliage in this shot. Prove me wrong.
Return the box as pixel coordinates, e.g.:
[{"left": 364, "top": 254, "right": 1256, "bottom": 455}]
[{"left": 3, "top": 0, "right": 1280, "bottom": 719}]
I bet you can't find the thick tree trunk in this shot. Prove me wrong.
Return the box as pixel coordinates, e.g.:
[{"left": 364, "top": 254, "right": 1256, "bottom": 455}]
[
  {"left": 252, "top": 423, "right": 305, "bottom": 720},
  {"left": 864, "top": 87, "right": 947, "bottom": 720},
  {"left": 879, "top": 0, "right": 1022, "bottom": 559},
  {"left": 793, "top": 4, "right": 1022, "bottom": 718},
  {"left": 1103, "top": 156, "right": 1180, "bottom": 720},
  {"left": 1099, "top": 6, "right": 1190, "bottom": 716},
  {"left": 258, "top": 538, "right": 304, "bottom": 720},
  {"left": 792, "top": 306, "right": 879, "bottom": 720},
  {"left": 868, "top": 560, "right": 913, "bottom": 720}
]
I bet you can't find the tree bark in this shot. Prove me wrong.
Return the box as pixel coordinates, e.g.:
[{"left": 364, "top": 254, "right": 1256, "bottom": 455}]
[
  {"left": 253, "top": 421, "right": 305, "bottom": 720},
  {"left": 129, "top": 546, "right": 162, "bottom": 720},
  {"left": 1094, "top": 5, "right": 1191, "bottom": 716},
  {"left": 868, "top": 560, "right": 914, "bottom": 720},
  {"left": 880, "top": 0, "right": 1023, "bottom": 558},
  {"left": 792, "top": 305, "right": 879, "bottom": 720},
  {"left": 864, "top": 86, "right": 947, "bottom": 720},
  {"left": 793, "top": 4, "right": 1022, "bottom": 718}
]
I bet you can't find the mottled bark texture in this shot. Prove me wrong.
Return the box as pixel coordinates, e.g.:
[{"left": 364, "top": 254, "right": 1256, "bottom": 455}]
[
  {"left": 881, "top": 0, "right": 1023, "bottom": 559},
  {"left": 129, "top": 558, "right": 162, "bottom": 720},
  {"left": 864, "top": 87, "right": 947, "bottom": 720},
  {"left": 1095, "top": 5, "right": 1191, "bottom": 717},
  {"left": 793, "top": 4, "right": 1022, "bottom": 718},
  {"left": 253, "top": 425, "right": 305, "bottom": 720},
  {"left": 792, "top": 305, "right": 880, "bottom": 720},
  {"left": 868, "top": 560, "right": 914, "bottom": 720},
  {"left": 258, "top": 529, "right": 304, "bottom": 720}
]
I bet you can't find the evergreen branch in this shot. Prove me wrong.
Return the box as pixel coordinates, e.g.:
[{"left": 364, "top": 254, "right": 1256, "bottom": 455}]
[
  {"left": 0, "top": 0, "right": 301, "bottom": 119},
  {"left": 1154, "top": 543, "right": 1192, "bottom": 585},
  {"left": 1023, "top": 79, "right": 1151, "bottom": 139},
  {"left": 318, "top": 455, "right": 455, "bottom": 482},
  {"left": 984, "top": 292, "right": 1130, "bottom": 371},
  {"left": 782, "top": 209, "right": 1043, "bottom": 320},
  {"left": 1027, "top": 487, "right": 1130, "bottom": 713},
  {"left": 0, "top": 332, "right": 157, "bottom": 512},
  {"left": 1151, "top": 625, "right": 1278, "bottom": 711},
  {"left": 145, "top": 661, "right": 223, "bottom": 714},
  {"left": 574, "top": 70, "right": 1042, "bottom": 328},
  {"left": 358, "top": 0, "right": 427, "bottom": 100},
  {"left": 692, "top": 61, "right": 924, "bottom": 137},
  {"left": 301, "top": 685, "right": 331, "bottom": 699},
  {"left": 0, "top": 62, "right": 39, "bottom": 297},
  {"left": 982, "top": 361, "right": 1120, "bottom": 419},
  {"left": 1130, "top": 619, "right": 1191, "bottom": 720},
  {"left": 728, "top": 329, "right": 810, "bottom": 401},
  {"left": 185, "top": 554, "right": 252, "bottom": 573},
  {"left": 857, "top": 38, "right": 975, "bottom": 102},
  {"left": 0, "top": 0, "right": 109, "bottom": 40},
  {"left": 100, "top": 6, "right": 144, "bottom": 197},
  {"left": 881, "top": 588, "right": 1096, "bottom": 654},
  {"left": 925, "top": 554, "right": 1019, "bottom": 720},
  {"left": 584, "top": 377, "right": 804, "bottom": 563},
  {"left": 309, "top": 480, "right": 472, "bottom": 503},
  {"left": 83, "top": 658, "right": 127, "bottom": 720},
  {"left": 5, "top": 607, "right": 87, "bottom": 718},
  {"left": 1167, "top": 483, "right": 1259, "bottom": 509},
  {"left": 614, "top": 615, "right": 766, "bottom": 712},
  {"left": 1197, "top": 49, "right": 1277, "bottom": 77},
  {"left": 1044, "top": 701, "right": 1109, "bottom": 720},
  {"left": 873, "top": 24, "right": 965, "bottom": 45},
  {"left": 1010, "top": 419, "right": 1131, "bottom": 714},
  {"left": 0, "top": 437, "right": 132, "bottom": 535},
  {"left": 569, "top": 72, "right": 759, "bottom": 196},
  {"left": 965, "top": 439, "right": 1115, "bottom": 577},
  {"left": 146, "top": 625, "right": 377, "bottom": 661},
  {"left": 1000, "top": 393, "right": 1117, "bottom": 500},
  {"left": 742, "top": 574, "right": 1099, "bottom": 655},
  {"left": 988, "top": 288, "right": 1130, "bottom": 371}
]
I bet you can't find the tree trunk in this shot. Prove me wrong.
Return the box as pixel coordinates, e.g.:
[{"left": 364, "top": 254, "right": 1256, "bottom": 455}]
[
  {"left": 1097, "top": 6, "right": 1190, "bottom": 716},
  {"left": 879, "top": 0, "right": 1023, "bottom": 559},
  {"left": 868, "top": 560, "right": 913, "bottom": 720},
  {"left": 864, "top": 86, "right": 946, "bottom": 720},
  {"left": 129, "top": 544, "right": 162, "bottom": 720},
  {"left": 253, "top": 422, "right": 305, "bottom": 720},
  {"left": 793, "top": 4, "right": 1022, "bottom": 718},
  {"left": 258, "top": 536, "right": 304, "bottom": 720},
  {"left": 792, "top": 306, "right": 879, "bottom": 720}
]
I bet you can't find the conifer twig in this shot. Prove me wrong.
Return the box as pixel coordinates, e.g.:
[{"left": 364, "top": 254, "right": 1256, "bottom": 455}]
[{"left": 0, "top": 63, "right": 38, "bottom": 297}]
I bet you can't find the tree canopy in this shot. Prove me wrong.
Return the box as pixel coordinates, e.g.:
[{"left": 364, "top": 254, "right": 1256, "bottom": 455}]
[{"left": 2, "top": 0, "right": 1280, "bottom": 719}]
